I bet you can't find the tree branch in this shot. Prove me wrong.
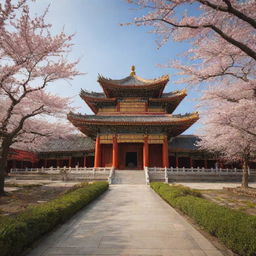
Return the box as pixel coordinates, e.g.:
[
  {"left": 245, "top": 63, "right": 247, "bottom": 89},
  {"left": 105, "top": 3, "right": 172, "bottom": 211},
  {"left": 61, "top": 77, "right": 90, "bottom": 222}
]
[
  {"left": 10, "top": 105, "right": 45, "bottom": 139},
  {"left": 142, "top": 18, "right": 256, "bottom": 60},
  {"left": 197, "top": 0, "right": 256, "bottom": 29}
]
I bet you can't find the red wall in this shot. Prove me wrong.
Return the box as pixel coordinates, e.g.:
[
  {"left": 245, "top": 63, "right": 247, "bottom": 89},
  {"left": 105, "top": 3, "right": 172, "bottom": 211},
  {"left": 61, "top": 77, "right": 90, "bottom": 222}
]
[
  {"left": 149, "top": 144, "right": 162, "bottom": 167},
  {"left": 101, "top": 144, "right": 113, "bottom": 167},
  {"left": 9, "top": 148, "right": 38, "bottom": 163}
]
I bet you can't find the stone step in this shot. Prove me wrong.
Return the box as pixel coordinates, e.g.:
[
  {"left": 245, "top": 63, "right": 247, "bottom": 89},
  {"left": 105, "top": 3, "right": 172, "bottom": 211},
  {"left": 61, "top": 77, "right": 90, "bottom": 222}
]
[{"left": 112, "top": 170, "right": 146, "bottom": 184}]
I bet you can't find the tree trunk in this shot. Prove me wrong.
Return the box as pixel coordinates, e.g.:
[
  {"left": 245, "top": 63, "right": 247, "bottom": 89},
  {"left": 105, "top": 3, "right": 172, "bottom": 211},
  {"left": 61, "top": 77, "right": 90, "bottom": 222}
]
[
  {"left": 241, "top": 158, "right": 249, "bottom": 188},
  {"left": 0, "top": 137, "right": 11, "bottom": 196}
]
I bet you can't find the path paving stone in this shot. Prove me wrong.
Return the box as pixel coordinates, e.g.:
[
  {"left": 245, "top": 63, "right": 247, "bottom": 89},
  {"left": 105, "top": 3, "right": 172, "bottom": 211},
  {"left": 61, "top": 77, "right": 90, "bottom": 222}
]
[{"left": 27, "top": 185, "right": 223, "bottom": 256}]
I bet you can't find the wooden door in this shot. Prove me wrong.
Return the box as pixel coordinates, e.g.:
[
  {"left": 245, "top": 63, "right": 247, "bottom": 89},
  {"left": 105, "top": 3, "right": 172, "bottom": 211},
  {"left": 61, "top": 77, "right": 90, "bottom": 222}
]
[
  {"left": 149, "top": 144, "right": 162, "bottom": 167},
  {"left": 119, "top": 143, "right": 143, "bottom": 170},
  {"left": 101, "top": 144, "right": 113, "bottom": 167}
]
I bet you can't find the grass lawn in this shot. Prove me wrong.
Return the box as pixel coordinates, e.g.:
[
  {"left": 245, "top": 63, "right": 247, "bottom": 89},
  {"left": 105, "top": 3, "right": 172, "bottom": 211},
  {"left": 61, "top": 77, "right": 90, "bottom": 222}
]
[
  {"left": 0, "top": 180, "right": 79, "bottom": 216},
  {"left": 201, "top": 188, "right": 256, "bottom": 216}
]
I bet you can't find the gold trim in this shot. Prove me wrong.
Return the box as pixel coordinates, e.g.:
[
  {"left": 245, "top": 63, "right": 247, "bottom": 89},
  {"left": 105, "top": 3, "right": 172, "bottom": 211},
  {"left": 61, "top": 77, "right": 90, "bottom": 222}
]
[{"left": 130, "top": 65, "right": 136, "bottom": 76}]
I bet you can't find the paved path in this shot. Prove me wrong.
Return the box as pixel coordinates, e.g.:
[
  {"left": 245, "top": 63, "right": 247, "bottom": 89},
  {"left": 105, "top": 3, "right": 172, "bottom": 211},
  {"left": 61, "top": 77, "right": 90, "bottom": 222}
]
[{"left": 27, "top": 185, "right": 223, "bottom": 256}]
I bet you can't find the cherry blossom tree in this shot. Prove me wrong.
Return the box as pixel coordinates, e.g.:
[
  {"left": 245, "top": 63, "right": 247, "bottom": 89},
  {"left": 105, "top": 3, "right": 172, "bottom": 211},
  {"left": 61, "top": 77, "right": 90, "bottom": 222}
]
[
  {"left": 126, "top": 0, "right": 256, "bottom": 83},
  {"left": 198, "top": 81, "right": 256, "bottom": 188},
  {"left": 127, "top": 1, "right": 256, "bottom": 187},
  {"left": 0, "top": 1, "right": 80, "bottom": 195}
]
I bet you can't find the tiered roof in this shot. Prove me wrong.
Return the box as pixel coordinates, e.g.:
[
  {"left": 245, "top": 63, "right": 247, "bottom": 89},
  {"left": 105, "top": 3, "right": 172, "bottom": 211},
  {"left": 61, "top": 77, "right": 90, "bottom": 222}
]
[
  {"left": 97, "top": 69, "right": 169, "bottom": 97},
  {"left": 68, "top": 66, "right": 199, "bottom": 138},
  {"left": 67, "top": 112, "right": 199, "bottom": 138},
  {"left": 80, "top": 89, "right": 187, "bottom": 114}
]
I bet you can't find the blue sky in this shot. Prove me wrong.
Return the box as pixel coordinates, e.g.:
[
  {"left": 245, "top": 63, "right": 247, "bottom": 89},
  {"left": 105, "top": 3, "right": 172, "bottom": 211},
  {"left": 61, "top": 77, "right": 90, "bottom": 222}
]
[{"left": 31, "top": 0, "right": 201, "bottom": 134}]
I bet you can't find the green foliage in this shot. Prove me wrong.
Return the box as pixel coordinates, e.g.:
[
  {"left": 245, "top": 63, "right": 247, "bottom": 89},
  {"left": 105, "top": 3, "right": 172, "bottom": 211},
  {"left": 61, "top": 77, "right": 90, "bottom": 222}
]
[
  {"left": 0, "top": 181, "right": 108, "bottom": 256},
  {"left": 150, "top": 182, "right": 256, "bottom": 256},
  {"left": 151, "top": 182, "right": 201, "bottom": 201}
]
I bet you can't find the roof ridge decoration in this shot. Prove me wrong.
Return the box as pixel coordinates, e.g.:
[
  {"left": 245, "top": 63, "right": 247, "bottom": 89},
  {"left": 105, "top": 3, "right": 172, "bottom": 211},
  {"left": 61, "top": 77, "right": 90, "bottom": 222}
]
[
  {"left": 163, "top": 88, "right": 187, "bottom": 95},
  {"left": 80, "top": 89, "right": 106, "bottom": 98},
  {"left": 98, "top": 74, "right": 169, "bottom": 85},
  {"left": 130, "top": 65, "right": 136, "bottom": 76},
  {"left": 97, "top": 73, "right": 169, "bottom": 86}
]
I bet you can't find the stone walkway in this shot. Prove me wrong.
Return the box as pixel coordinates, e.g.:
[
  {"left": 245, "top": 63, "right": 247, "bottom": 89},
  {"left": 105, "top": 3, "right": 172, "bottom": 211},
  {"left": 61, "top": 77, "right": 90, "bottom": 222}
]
[{"left": 27, "top": 185, "right": 223, "bottom": 256}]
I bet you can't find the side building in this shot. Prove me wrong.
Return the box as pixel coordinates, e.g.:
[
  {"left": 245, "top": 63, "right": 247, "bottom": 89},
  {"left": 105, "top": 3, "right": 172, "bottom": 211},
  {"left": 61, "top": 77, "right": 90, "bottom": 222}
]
[{"left": 6, "top": 134, "right": 255, "bottom": 170}]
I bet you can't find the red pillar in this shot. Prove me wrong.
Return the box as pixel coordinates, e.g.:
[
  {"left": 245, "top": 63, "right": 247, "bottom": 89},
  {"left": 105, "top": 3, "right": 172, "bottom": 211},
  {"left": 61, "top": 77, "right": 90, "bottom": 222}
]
[
  {"left": 94, "top": 136, "right": 101, "bottom": 168},
  {"left": 176, "top": 156, "right": 179, "bottom": 168},
  {"left": 83, "top": 155, "right": 87, "bottom": 167},
  {"left": 112, "top": 135, "right": 118, "bottom": 169},
  {"left": 162, "top": 137, "right": 169, "bottom": 168},
  {"left": 68, "top": 157, "right": 72, "bottom": 167},
  {"left": 190, "top": 158, "right": 193, "bottom": 168},
  {"left": 143, "top": 136, "right": 149, "bottom": 168},
  {"left": 204, "top": 159, "right": 208, "bottom": 169},
  {"left": 44, "top": 159, "right": 47, "bottom": 168}
]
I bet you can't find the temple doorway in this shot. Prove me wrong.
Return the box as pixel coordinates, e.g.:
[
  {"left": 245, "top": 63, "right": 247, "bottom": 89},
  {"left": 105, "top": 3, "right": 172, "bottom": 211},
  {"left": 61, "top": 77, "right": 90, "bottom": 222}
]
[
  {"left": 125, "top": 152, "right": 137, "bottom": 168},
  {"left": 119, "top": 143, "right": 143, "bottom": 169}
]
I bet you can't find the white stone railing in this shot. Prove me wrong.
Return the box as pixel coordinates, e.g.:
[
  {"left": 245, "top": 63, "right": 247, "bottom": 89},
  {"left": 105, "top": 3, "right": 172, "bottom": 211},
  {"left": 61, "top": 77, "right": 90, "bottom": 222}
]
[
  {"left": 148, "top": 167, "right": 256, "bottom": 176},
  {"left": 10, "top": 166, "right": 112, "bottom": 174},
  {"left": 10, "top": 166, "right": 112, "bottom": 181},
  {"left": 144, "top": 167, "right": 150, "bottom": 185},
  {"left": 108, "top": 167, "right": 115, "bottom": 184},
  {"left": 164, "top": 167, "right": 168, "bottom": 183}
]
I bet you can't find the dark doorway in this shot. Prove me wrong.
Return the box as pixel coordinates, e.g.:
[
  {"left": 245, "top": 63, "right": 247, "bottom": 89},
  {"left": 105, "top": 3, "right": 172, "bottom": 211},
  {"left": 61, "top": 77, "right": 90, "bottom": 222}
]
[{"left": 125, "top": 152, "right": 137, "bottom": 168}]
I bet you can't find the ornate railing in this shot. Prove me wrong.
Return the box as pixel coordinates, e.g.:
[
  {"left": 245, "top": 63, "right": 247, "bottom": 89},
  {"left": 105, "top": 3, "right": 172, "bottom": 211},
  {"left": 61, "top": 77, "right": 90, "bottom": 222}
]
[
  {"left": 144, "top": 167, "right": 150, "bottom": 184},
  {"left": 147, "top": 167, "right": 256, "bottom": 183},
  {"left": 148, "top": 167, "right": 256, "bottom": 175},
  {"left": 10, "top": 166, "right": 112, "bottom": 181},
  {"left": 108, "top": 168, "right": 115, "bottom": 184},
  {"left": 10, "top": 166, "right": 111, "bottom": 173}
]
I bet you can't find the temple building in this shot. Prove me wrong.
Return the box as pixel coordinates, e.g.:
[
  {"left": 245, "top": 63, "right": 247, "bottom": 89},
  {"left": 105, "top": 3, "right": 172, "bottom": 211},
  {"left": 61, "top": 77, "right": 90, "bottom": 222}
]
[
  {"left": 5, "top": 68, "right": 256, "bottom": 171},
  {"left": 67, "top": 66, "right": 199, "bottom": 170}
]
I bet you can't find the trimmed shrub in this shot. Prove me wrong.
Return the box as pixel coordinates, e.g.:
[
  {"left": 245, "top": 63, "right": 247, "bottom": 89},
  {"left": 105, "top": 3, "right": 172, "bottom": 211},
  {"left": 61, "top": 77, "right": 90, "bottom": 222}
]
[
  {"left": 151, "top": 182, "right": 256, "bottom": 256},
  {"left": 0, "top": 181, "right": 108, "bottom": 256},
  {"left": 151, "top": 182, "right": 201, "bottom": 201}
]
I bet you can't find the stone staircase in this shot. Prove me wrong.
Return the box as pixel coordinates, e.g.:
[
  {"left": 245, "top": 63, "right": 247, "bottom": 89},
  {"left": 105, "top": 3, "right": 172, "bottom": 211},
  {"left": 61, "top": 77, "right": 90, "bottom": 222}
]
[{"left": 112, "top": 170, "right": 146, "bottom": 184}]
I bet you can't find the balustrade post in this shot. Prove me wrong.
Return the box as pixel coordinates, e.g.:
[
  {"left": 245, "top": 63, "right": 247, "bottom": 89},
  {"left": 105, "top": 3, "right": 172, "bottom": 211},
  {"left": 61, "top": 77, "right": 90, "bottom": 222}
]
[{"left": 164, "top": 167, "right": 168, "bottom": 183}]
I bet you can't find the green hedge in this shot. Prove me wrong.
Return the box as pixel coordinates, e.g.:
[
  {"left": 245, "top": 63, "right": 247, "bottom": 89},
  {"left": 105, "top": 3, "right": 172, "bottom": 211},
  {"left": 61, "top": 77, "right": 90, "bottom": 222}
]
[
  {"left": 151, "top": 182, "right": 256, "bottom": 256},
  {"left": 0, "top": 181, "right": 108, "bottom": 256}
]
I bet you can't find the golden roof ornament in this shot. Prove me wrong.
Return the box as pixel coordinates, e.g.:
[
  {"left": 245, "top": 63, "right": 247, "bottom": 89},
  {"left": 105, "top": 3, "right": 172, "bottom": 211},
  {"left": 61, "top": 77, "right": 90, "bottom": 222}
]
[{"left": 130, "top": 65, "right": 136, "bottom": 76}]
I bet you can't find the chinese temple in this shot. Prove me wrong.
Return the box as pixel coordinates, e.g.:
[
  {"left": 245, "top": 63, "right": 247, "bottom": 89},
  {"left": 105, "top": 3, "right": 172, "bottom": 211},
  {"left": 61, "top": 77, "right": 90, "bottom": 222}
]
[{"left": 67, "top": 66, "right": 199, "bottom": 170}]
